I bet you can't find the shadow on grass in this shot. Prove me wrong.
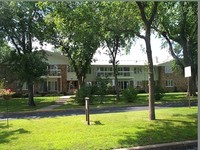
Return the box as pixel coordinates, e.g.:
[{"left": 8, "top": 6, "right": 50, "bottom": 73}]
[
  {"left": 118, "top": 113, "right": 197, "bottom": 148},
  {"left": 94, "top": 121, "right": 104, "bottom": 125},
  {"left": 0, "top": 122, "right": 30, "bottom": 144}
]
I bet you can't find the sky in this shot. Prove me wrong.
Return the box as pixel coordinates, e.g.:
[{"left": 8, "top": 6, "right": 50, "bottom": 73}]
[
  {"left": 31, "top": 33, "right": 173, "bottom": 64},
  {"left": 93, "top": 34, "right": 173, "bottom": 64}
]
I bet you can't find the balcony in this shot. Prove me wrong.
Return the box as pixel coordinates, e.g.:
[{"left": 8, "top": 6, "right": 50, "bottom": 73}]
[
  {"left": 48, "top": 69, "right": 61, "bottom": 76},
  {"left": 96, "top": 71, "right": 134, "bottom": 78}
]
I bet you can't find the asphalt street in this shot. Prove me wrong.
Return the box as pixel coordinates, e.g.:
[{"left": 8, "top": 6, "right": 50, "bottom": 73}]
[
  {"left": 0, "top": 106, "right": 160, "bottom": 120},
  {"left": 0, "top": 101, "right": 197, "bottom": 120}
]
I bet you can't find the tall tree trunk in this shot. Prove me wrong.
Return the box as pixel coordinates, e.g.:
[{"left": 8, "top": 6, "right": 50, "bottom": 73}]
[
  {"left": 182, "top": 42, "right": 196, "bottom": 96},
  {"left": 113, "top": 61, "right": 120, "bottom": 101},
  {"left": 28, "top": 80, "right": 35, "bottom": 107},
  {"left": 136, "top": 1, "right": 158, "bottom": 120},
  {"left": 77, "top": 75, "right": 85, "bottom": 89},
  {"left": 145, "top": 32, "right": 156, "bottom": 120}
]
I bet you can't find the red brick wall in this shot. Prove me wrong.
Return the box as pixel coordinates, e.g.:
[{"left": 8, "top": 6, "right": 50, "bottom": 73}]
[{"left": 158, "top": 66, "right": 187, "bottom": 92}]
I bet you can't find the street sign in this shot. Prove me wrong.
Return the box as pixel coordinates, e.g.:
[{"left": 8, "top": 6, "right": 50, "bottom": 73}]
[{"left": 184, "top": 66, "right": 191, "bottom": 77}]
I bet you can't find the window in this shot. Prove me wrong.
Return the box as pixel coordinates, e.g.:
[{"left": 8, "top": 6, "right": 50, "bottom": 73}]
[
  {"left": 118, "top": 81, "right": 129, "bottom": 90},
  {"left": 165, "top": 66, "right": 172, "bottom": 74},
  {"left": 22, "top": 82, "right": 28, "bottom": 90},
  {"left": 48, "top": 81, "right": 58, "bottom": 91},
  {"left": 166, "top": 80, "right": 174, "bottom": 87},
  {"left": 134, "top": 67, "right": 142, "bottom": 74},
  {"left": 96, "top": 67, "right": 113, "bottom": 77},
  {"left": 118, "top": 67, "right": 130, "bottom": 76}
]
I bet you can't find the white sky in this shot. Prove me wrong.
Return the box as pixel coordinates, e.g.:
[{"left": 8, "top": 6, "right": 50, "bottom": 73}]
[
  {"left": 93, "top": 34, "right": 173, "bottom": 63},
  {"left": 10, "top": 33, "right": 173, "bottom": 64}
]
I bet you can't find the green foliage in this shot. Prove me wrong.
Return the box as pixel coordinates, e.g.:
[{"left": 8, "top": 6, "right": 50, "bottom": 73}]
[
  {"left": 0, "top": 1, "right": 50, "bottom": 106},
  {"left": 0, "top": 41, "right": 12, "bottom": 64},
  {"left": 122, "top": 88, "right": 138, "bottom": 102},
  {"left": 41, "top": 2, "right": 102, "bottom": 88},
  {"left": 94, "top": 77, "right": 109, "bottom": 104},
  {"left": 8, "top": 51, "right": 48, "bottom": 82},
  {"left": 154, "top": 85, "right": 165, "bottom": 101},
  {"left": 0, "top": 79, "right": 4, "bottom": 89},
  {"left": 75, "top": 85, "right": 94, "bottom": 105}
]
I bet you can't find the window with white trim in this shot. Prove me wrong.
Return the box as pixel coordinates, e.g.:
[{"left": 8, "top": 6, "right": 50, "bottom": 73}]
[
  {"left": 165, "top": 80, "right": 174, "bottom": 87},
  {"left": 48, "top": 81, "right": 58, "bottom": 91},
  {"left": 165, "top": 66, "right": 172, "bottom": 74}
]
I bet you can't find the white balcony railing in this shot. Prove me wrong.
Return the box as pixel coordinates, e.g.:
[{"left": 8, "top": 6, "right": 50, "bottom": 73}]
[{"left": 48, "top": 69, "right": 61, "bottom": 76}]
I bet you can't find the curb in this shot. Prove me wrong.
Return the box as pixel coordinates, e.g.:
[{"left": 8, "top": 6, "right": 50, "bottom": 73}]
[{"left": 115, "top": 140, "right": 197, "bottom": 150}]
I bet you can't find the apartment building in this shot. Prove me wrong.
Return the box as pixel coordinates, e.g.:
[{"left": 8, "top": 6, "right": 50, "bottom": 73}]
[{"left": 1, "top": 50, "right": 188, "bottom": 94}]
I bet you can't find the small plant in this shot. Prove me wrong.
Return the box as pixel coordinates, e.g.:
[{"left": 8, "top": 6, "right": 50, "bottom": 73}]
[
  {"left": 154, "top": 85, "right": 165, "bottom": 101},
  {"left": 0, "top": 79, "right": 15, "bottom": 100},
  {"left": 121, "top": 88, "right": 138, "bottom": 102},
  {"left": 0, "top": 89, "right": 15, "bottom": 100}
]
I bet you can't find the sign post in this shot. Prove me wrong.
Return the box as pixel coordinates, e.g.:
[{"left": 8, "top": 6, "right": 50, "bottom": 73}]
[
  {"left": 184, "top": 66, "right": 191, "bottom": 108},
  {"left": 85, "top": 97, "right": 90, "bottom": 125}
]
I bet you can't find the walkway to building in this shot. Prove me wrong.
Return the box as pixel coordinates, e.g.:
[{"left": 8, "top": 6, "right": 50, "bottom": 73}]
[{"left": 36, "top": 95, "right": 73, "bottom": 112}]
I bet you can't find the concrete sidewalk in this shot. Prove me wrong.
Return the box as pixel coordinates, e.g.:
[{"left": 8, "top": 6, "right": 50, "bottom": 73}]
[
  {"left": 115, "top": 140, "right": 197, "bottom": 150},
  {"left": 36, "top": 95, "right": 73, "bottom": 111}
]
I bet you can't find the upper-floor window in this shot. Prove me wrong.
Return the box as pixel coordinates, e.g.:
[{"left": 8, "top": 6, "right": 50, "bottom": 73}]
[
  {"left": 165, "top": 66, "right": 172, "bottom": 74},
  {"left": 118, "top": 67, "right": 130, "bottom": 76},
  {"left": 134, "top": 67, "right": 142, "bottom": 74},
  {"left": 47, "top": 65, "right": 61, "bottom": 76}
]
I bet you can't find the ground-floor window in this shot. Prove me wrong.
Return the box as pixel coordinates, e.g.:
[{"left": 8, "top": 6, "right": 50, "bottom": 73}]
[
  {"left": 48, "top": 81, "right": 58, "bottom": 91},
  {"left": 166, "top": 79, "right": 174, "bottom": 87},
  {"left": 118, "top": 81, "right": 129, "bottom": 90}
]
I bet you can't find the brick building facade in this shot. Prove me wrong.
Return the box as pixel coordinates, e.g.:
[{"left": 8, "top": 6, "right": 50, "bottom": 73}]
[{"left": 0, "top": 51, "right": 190, "bottom": 94}]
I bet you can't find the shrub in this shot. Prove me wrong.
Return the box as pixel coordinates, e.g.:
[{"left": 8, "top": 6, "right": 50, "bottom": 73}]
[
  {"left": 12, "top": 93, "right": 23, "bottom": 98},
  {"left": 154, "top": 85, "right": 165, "bottom": 101},
  {"left": 122, "top": 88, "right": 138, "bottom": 102},
  {"left": 95, "top": 77, "right": 109, "bottom": 104},
  {"left": 75, "top": 85, "right": 94, "bottom": 105}
]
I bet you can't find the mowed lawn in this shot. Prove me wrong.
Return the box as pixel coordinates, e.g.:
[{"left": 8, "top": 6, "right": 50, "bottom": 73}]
[
  {"left": 0, "top": 107, "right": 197, "bottom": 150},
  {"left": 0, "top": 92, "right": 197, "bottom": 113},
  {"left": 0, "top": 96, "right": 60, "bottom": 113}
]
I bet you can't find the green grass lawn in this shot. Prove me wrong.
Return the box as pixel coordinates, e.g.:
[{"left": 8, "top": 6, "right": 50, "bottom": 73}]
[
  {"left": 56, "top": 92, "right": 197, "bottom": 110},
  {"left": 0, "top": 92, "right": 197, "bottom": 113},
  {"left": 0, "top": 107, "right": 197, "bottom": 150},
  {"left": 0, "top": 96, "right": 60, "bottom": 113}
]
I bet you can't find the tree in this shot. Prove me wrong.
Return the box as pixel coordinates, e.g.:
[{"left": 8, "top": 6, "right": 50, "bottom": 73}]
[
  {"left": 0, "top": 2, "right": 49, "bottom": 106},
  {"left": 0, "top": 41, "right": 12, "bottom": 64},
  {"left": 154, "top": 2, "right": 198, "bottom": 96},
  {"left": 40, "top": 2, "right": 102, "bottom": 89},
  {"left": 135, "top": 2, "right": 159, "bottom": 120},
  {"left": 98, "top": 2, "right": 138, "bottom": 101}
]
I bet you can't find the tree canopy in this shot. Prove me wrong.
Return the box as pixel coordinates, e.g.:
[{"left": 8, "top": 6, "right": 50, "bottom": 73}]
[
  {"left": 40, "top": 1, "right": 102, "bottom": 88},
  {"left": 154, "top": 1, "right": 198, "bottom": 95},
  {"left": 0, "top": 1, "right": 49, "bottom": 106}
]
